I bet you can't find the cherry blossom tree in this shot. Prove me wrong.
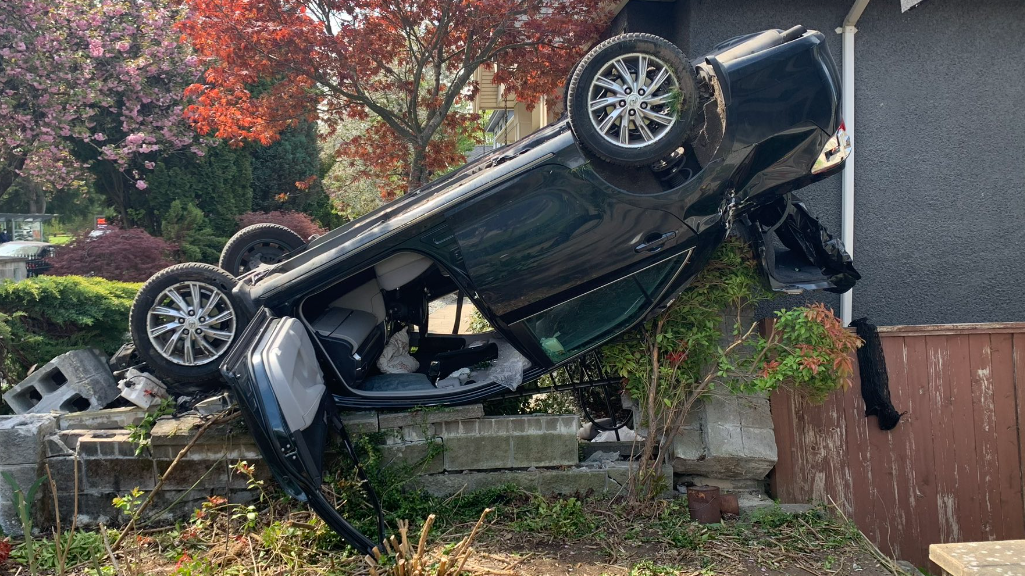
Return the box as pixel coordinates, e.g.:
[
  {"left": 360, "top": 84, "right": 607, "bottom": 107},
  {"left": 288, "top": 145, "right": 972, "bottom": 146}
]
[{"left": 0, "top": 0, "right": 203, "bottom": 219}]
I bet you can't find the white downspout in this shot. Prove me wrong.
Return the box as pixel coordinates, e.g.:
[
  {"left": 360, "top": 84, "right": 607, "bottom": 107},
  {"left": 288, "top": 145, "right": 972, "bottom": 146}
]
[{"left": 839, "top": 0, "right": 870, "bottom": 326}]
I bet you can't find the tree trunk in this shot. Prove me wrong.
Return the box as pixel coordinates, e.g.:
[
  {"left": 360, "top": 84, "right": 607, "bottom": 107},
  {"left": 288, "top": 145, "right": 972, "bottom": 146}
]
[
  {"left": 406, "top": 144, "right": 429, "bottom": 194},
  {"left": 0, "top": 153, "right": 27, "bottom": 202}
]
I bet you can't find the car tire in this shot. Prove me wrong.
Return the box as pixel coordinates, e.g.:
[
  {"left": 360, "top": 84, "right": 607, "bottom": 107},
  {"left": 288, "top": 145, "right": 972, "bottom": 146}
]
[
  {"left": 567, "top": 33, "right": 698, "bottom": 167},
  {"left": 129, "top": 263, "right": 248, "bottom": 392},
  {"left": 219, "top": 223, "right": 305, "bottom": 276}
]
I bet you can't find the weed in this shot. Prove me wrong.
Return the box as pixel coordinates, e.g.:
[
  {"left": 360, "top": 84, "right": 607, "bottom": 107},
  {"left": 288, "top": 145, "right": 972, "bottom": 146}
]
[
  {"left": 1, "top": 471, "right": 46, "bottom": 575},
  {"left": 126, "top": 397, "right": 175, "bottom": 456},
  {"left": 11, "top": 532, "right": 105, "bottom": 572},
  {"left": 512, "top": 496, "right": 595, "bottom": 539},
  {"left": 629, "top": 560, "right": 684, "bottom": 576}
]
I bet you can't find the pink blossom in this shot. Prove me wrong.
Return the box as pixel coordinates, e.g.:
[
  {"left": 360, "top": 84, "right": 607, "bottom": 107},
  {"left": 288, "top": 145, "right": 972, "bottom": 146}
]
[
  {"left": 88, "top": 39, "right": 104, "bottom": 57},
  {"left": 93, "top": 132, "right": 106, "bottom": 141},
  {"left": 117, "top": 41, "right": 130, "bottom": 52},
  {"left": 144, "top": 161, "right": 155, "bottom": 170},
  {"left": 126, "top": 133, "right": 145, "bottom": 146},
  {"left": 135, "top": 180, "right": 147, "bottom": 190}
]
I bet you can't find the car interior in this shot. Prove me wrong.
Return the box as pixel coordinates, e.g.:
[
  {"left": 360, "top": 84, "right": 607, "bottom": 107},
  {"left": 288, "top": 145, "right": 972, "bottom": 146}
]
[{"left": 298, "top": 251, "right": 530, "bottom": 395}]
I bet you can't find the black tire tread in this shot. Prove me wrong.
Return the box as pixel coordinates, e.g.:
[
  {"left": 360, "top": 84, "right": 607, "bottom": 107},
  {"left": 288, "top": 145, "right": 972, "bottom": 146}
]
[{"left": 218, "top": 223, "right": 304, "bottom": 275}]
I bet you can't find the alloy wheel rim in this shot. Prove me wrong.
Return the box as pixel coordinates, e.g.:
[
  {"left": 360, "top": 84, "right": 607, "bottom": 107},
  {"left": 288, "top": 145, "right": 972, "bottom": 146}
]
[
  {"left": 147, "top": 281, "right": 236, "bottom": 366},
  {"left": 587, "top": 53, "right": 680, "bottom": 149}
]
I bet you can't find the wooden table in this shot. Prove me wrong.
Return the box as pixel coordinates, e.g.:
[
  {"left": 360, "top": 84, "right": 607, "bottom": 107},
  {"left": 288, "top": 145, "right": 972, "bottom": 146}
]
[{"left": 929, "top": 541, "right": 1025, "bottom": 575}]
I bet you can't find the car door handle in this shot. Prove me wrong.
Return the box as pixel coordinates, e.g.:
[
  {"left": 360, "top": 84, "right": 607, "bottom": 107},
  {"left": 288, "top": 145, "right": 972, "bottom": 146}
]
[{"left": 634, "top": 231, "right": 677, "bottom": 253}]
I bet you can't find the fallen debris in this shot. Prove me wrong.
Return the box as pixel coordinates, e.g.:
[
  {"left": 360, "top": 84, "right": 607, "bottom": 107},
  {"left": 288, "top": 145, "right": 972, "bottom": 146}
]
[
  {"left": 117, "top": 368, "right": 169, "bottom": 409},
  {"left": 2, "top": 349, "right": 119, "bottom": 414}
]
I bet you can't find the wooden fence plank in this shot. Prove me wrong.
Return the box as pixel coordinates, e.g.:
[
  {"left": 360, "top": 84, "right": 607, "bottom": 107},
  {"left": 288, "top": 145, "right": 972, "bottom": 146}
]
[
  {"left": 1014, "top": 334, "right": 1025, "bottom": 529},
  {"left": 906, "top": 336, "right": 940, "bottom": 556},
  {"left": 926, "top": 334, "right": 961, "bottom": 544},
  {"left": 988, "top": 333, "right": 1024, "bottom": 539},
  {"left": 969, "top": 333, "right": 999, "bottom": 540},
  {"left": 771, "top": 324, "right": 1025, "bottom": 567},
  {"left": 948, "top": 333, "right": 984, "bottom": 543}
]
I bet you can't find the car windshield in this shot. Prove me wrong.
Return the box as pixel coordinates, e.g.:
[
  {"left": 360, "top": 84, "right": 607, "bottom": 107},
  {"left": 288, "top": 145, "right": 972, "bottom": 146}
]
[{"left": 0, "top": 244, "right": 42, "bottom": 257}]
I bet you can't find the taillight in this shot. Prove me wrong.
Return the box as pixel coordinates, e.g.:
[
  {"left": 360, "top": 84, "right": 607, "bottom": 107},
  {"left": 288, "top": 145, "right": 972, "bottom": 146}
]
[{"left": 811, "top": 121, "right": 852, "bottom": 174}]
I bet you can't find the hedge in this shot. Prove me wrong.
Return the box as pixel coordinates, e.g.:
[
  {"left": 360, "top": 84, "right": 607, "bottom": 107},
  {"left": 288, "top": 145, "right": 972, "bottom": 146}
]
[{"left": 0, "top": 276, "right": 139, "bottom": 387}]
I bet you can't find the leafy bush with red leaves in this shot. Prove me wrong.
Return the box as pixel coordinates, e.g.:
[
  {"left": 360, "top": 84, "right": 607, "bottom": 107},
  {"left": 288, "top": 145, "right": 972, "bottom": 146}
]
[
  {"left": 49, "top": 228, "right": 177, "bottom": 282},
  {"left": 236, "top": 211, "right": 327, "bottom": 240}
]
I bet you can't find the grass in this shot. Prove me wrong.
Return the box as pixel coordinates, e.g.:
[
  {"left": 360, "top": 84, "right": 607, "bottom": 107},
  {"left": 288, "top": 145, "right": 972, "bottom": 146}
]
[
  {"left": 0, "top": 435, "right": 899, "bottom": 576},
  {"left": 48, "top": 234, "right": 73, "bottom": 246}
]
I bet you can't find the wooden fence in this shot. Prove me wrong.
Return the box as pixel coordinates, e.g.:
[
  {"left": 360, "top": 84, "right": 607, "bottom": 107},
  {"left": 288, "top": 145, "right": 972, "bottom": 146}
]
[{"left": 769, "top": 323, "right": 1025, "bottom": 569}]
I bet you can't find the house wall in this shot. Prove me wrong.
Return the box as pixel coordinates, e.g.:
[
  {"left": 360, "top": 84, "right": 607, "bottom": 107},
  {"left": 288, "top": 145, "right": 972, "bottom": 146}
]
[{"left": 624, "top": 0, "right": 1025, "bottom": 326}]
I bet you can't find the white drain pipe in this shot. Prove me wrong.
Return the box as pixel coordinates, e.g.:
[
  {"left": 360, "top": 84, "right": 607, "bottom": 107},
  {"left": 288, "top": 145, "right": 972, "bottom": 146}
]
[{"left": 839, "top": 0, "right": 871, "bottom": 326}]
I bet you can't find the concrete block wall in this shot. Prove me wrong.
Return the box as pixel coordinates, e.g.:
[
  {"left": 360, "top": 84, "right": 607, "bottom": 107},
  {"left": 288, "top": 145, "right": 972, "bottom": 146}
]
[{"left": 0, "top": 412, "right": 269, "bottom": 534}]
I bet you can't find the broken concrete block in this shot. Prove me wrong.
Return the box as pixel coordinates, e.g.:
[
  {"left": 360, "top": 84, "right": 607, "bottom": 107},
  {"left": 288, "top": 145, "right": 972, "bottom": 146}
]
[
  {"left": 0, "top": 414, "right": 58, "bottom": 465},
  {"left": 194, "top": 393, "right": 233, "bottom": 416},
  {"left": 377, "top": 404, "right": 484, "bottom": 429},
  {"left": 2, "top": 349, "right": 118, "bottom": 414},
  {"left": 57, "top": 406, "right": 149, "bottom": 431},
  {"left": 118, "top": 368, "right": 168, "bottom": 409}
]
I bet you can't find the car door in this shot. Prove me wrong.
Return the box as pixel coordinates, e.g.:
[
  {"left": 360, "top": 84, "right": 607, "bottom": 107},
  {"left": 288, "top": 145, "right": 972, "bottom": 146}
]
[
  {"left": 446, "top": 163, "right": 691, "bottom": 323},
  {"left": 221, "top": 310, "right": 384, "bottom": 554}
]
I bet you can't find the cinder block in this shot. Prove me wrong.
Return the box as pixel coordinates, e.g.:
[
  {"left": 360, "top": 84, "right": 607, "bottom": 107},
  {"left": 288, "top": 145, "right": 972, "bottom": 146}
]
[
  {"left": 83, "top": 457, "right": 157, "bottom": 493},
  {"left": 379, "top": 440, "right": 444, "bottom": 474},
  {"left": 340, "top": 411, "right": 379, "bottom": 434},
  {"left": 537, "top": 468, "right": 607, "bottom": 495},
  {"left": 2, "top": 349, "right": 118, "bottom": 414},
  {"left": 150, "top": 415, "right": 203, "bottom": 444},
  {"left": 417, "top": 469, "right": 540, "bottom": 497},
  {"left": 0, "top": 414, "right": 58, "bottom": 465},
  {"left": 76, "top": 431, "right": 134, "bottom": 458},
  {"left": 736, "top": 395, "right": 774, "bottom": 429},
  {"left": 671, "top": 428, "right": 705, "bottom": 463},
  {"left": 511, "top": 433, "right": 577, "bottom": 468},
  {"left": 378, "top": 404, "right": 483, "bottom": 429},
  {"left": 41, "top": 456, "right": 85, "bottom": 493},
  {"left": 604, "top": 461, "right": 674, "bottom": 497},
  {"left": 443, "top": 435, "right": 512, "bottom": 471},
  {"left": 0, "top": 463, "right": 47, "bottom": 535},
  {"left": 58, "top": 407, "right": 149, "bottom": 431},
  {"left": 740, "top": 427, "right": 778, "bottom": 462},
  {"left": 701, "top": 394, "right": 741, "bottom": 427}
]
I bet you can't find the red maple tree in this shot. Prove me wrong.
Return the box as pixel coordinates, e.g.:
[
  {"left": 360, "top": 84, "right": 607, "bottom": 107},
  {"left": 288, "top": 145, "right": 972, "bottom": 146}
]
[{"left": 180, "top": 0, "right": 615, "bottom": 198}]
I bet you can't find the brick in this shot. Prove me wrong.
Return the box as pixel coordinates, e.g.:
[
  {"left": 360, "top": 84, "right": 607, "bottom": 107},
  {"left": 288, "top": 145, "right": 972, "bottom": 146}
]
[
  {"left": 0, "top": 414, "right": 58, "bottom": 465},
  {"left": 379, "top": 440, "right": 444, "bottom": 474},
  {"left": 510, "top": 433, "right": 577, "bottom": 468},
  {"left": 378, "top": 404, "right": 483, "bottom": 430},
  {"left": 58, "top": 407, "right": 149, "bottom": 431}
]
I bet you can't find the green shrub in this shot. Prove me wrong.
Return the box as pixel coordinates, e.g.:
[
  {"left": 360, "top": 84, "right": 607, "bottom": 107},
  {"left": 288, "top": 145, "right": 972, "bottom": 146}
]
[{"left": 0, "top": 276, "right": 139, "bottom": 387}]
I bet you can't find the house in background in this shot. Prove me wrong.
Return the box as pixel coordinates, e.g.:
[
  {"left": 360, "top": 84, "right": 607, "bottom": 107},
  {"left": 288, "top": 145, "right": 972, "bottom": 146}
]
[{"left": 472, "top": 0, "right": 1025, "bottom": 569}]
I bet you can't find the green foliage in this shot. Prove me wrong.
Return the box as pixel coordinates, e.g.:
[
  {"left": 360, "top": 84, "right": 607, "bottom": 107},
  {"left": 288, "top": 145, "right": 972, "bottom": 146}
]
[
  {"left": 512, "top": 496, "right": 595, "bottom": 539},
  {"left": 2, "top": 471, "right": 46, "bottom": 575},
  {"left": 11, "top": 531, "right": 105, "bottom": 572},
  {"left": 133, "top": 143, "right": 252, "bottom": 238},
  {"left": 628, "top": 560, "right": 686, "bottom": 576},
  {"left": 251, "top": 122, "right": 325, "bottom": 215},
  {"left": 602, "top": 239, "right": 771, "bottom": 403},
  {"left": 160, "top": 200, "right": 226, "bottom": 264},
  {"left": 126, "top": 398, "right": 175, "bottom": 456},
  {"left": 0, "top": 276, "right": 138, "bottom": 386}
]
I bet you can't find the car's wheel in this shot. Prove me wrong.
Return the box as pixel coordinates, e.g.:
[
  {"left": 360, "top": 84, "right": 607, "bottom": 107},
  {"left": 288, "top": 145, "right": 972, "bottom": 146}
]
[
  {"left": 129, "top": 263, "right": 247, "bottom": 391},
  {"left": 567, "top": 33, "right": 698, "bottom": 167},
  {"left": 219, "top": 223, "right": 305, "bottom": 276}
]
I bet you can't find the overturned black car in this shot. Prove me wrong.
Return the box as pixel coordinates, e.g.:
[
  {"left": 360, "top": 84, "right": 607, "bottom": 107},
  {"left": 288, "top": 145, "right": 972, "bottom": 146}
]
[{"left": 128, "top": 28, "right": 857, "bottom": 552}]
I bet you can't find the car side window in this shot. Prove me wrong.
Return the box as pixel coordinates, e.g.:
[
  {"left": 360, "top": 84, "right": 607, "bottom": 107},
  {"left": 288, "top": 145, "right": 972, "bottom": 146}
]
[{"left": 522, "top": 254, "right": 687, "bottom": 362}]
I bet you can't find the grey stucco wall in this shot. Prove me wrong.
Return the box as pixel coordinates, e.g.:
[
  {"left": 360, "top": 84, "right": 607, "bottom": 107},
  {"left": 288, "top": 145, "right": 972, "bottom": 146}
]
[{"left": 637, "top": 0, "right": 1025, "bottom": 326}]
